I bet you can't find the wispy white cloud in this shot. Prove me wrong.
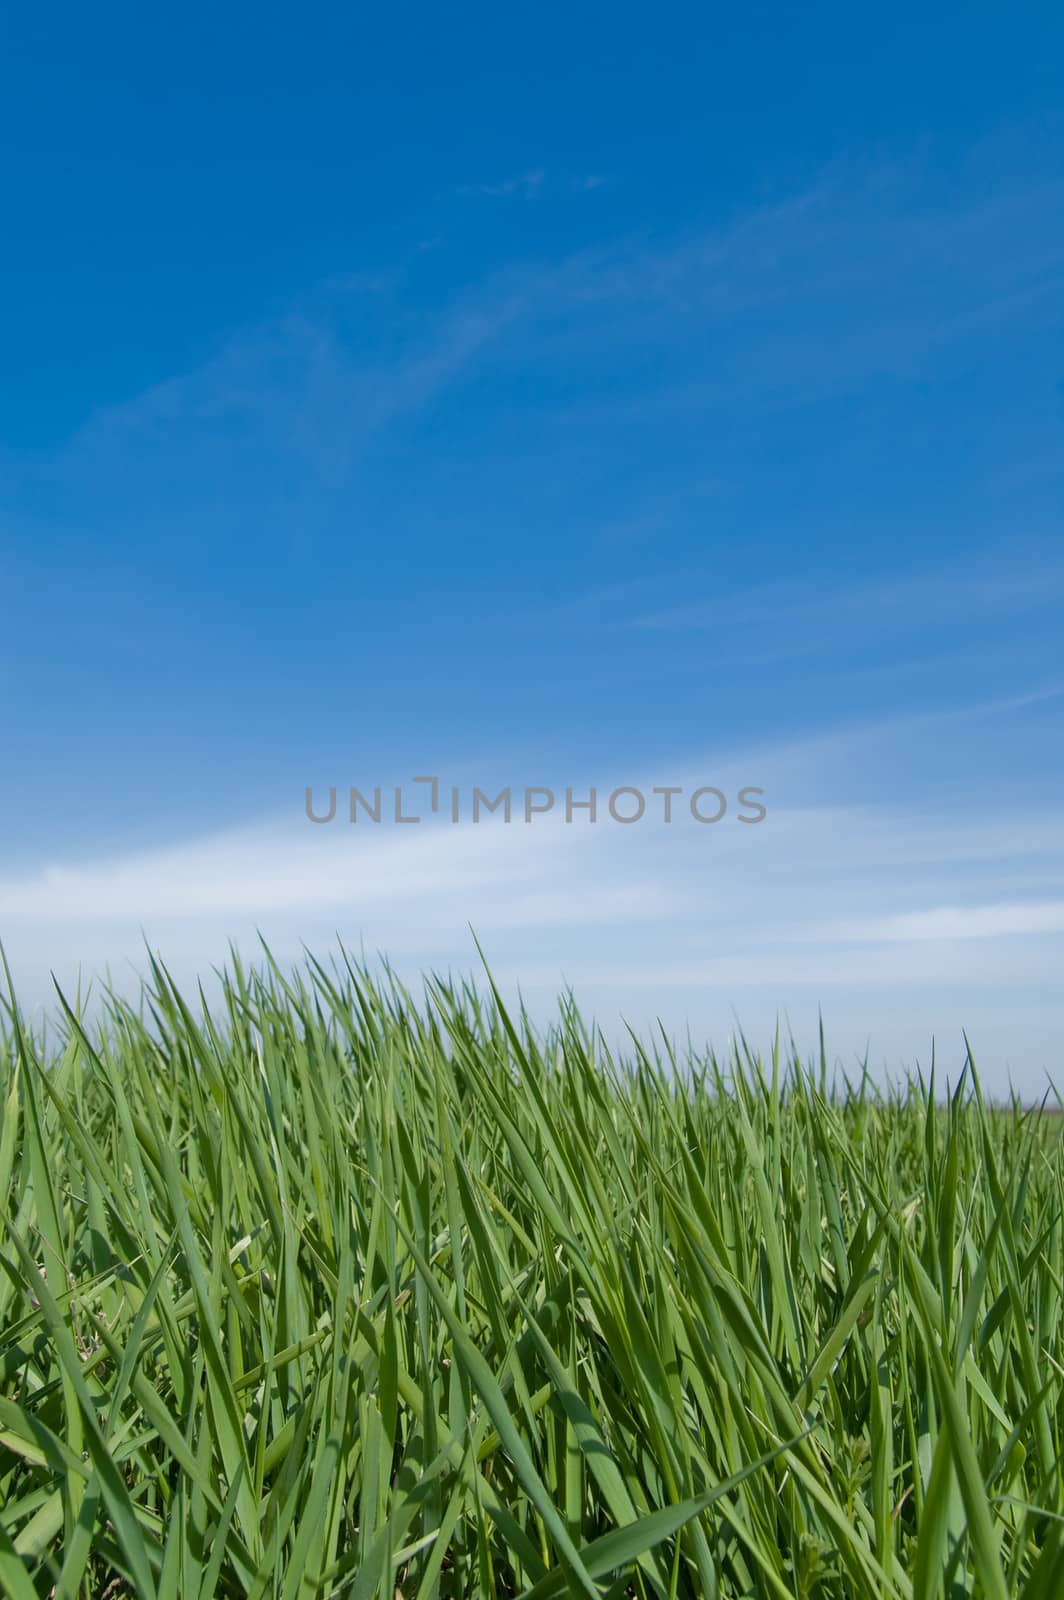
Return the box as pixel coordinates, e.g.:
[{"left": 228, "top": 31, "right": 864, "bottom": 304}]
[
  {"left": 816, "top": 902, "right": 1064, "bottom": 942},
  {"left": 454, "top": 170, "right": 607, "bottom": 199},
  {"left": 10, "top": 137, "right": 1055, "bottom": 542},
  {"left": 456, "top": 170, "right": 545, "bottom": 199},
  {"left": 633, "top": 550, "right": 1064, "bottom": 634},
  {"left": 62, "top": 292, "right": 530, "bottom": 478}
]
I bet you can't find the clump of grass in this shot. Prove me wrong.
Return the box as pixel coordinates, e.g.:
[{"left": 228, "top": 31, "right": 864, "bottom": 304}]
[{"left": 0, "top": 946, "right": 1062, "bottom": 1598}]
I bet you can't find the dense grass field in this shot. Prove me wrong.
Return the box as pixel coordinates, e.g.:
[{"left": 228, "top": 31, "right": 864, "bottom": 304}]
[{"left": 1, "top": 950, "right": 1062, "bottom": 1599}]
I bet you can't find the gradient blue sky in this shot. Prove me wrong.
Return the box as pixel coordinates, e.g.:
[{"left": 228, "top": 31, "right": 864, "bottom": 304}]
[{"left": 2, "top": 5, "right": 1062, "bottom": 1087}]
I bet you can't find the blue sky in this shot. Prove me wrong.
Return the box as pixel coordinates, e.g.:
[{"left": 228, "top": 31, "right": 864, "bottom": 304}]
[{"left": 2, "top": 5, "right": 1063, "bottom": 1087}]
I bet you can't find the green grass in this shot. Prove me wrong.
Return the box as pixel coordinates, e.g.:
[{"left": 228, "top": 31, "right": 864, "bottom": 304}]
[{"left": 1, "top": 946, "right": 1062, "bottom": 1598}]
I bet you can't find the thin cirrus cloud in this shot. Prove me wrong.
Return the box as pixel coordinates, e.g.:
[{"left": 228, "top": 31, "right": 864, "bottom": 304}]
[
  {"left": 455, "top": 170, "right": 546, "bottom": 199},
  {"left": 632, "top": 555, "right": 1064, "bottom": 634},
  {"left": 56, "top": 295, "right": 531, "bottom": 480},
  {"left": 817, "top": 902, "right": 1064, "bottom": 942},
  {"left": 453, "top": 170, "right": 605, "bottom": 198},
  {"left": 27, "top": 137, "right": 1062, "bottom": 508}
]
